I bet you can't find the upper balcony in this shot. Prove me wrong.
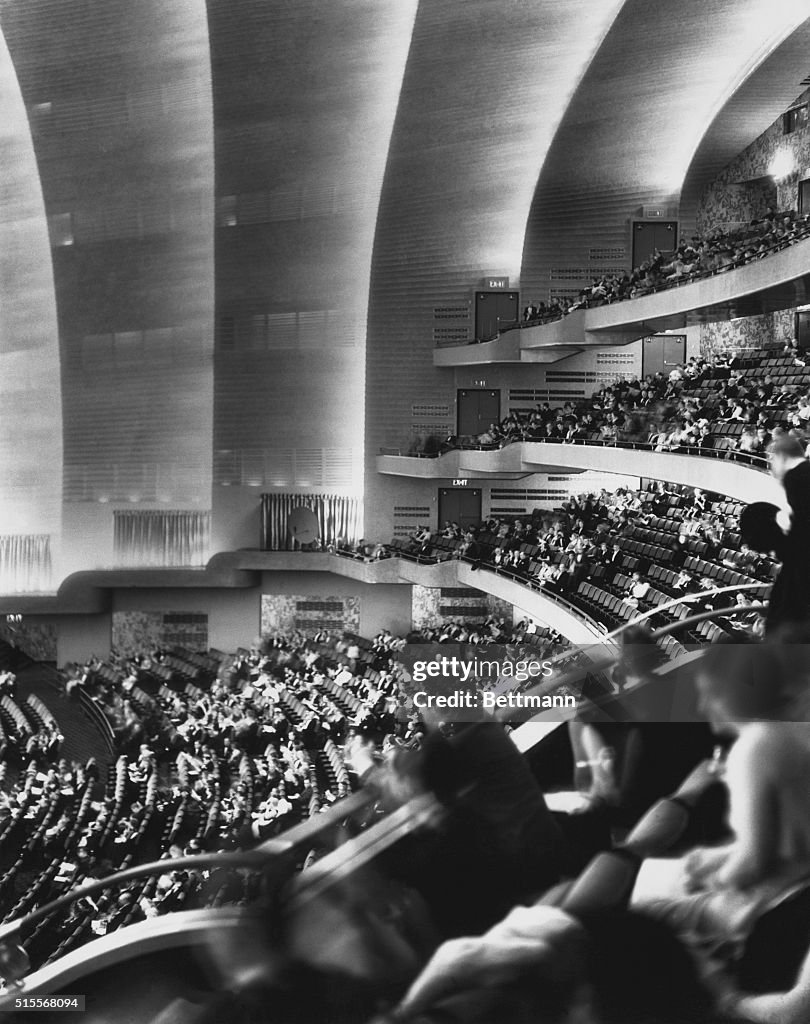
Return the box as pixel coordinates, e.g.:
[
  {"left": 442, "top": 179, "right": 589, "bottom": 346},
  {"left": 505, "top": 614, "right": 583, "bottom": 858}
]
[
  {"left": 435, "top": 232, "right": 810, "bottom": 366},
  {"left": 376, "top": 440, "right": 783, "bottom": 506}
]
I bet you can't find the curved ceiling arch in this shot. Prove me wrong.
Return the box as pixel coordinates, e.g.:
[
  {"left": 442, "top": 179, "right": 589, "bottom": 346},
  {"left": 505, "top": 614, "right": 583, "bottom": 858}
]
[
  {"left": 363, "top": 0, "right": 629, "bottom": 536},
  {"left": 519, "top": 0, "right": 810, "bottom": 303},
  {"left": 679, "top": 15, "right": 810, "bottom": 232},
  {"left": 0, "top": 25, "right": 62, "bottom": 556}
]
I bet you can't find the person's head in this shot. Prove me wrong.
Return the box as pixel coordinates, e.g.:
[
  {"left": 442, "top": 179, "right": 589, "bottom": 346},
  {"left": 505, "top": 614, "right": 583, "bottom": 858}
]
[{"left": 767, "top": 434, "right": 805, "bottom": 480}]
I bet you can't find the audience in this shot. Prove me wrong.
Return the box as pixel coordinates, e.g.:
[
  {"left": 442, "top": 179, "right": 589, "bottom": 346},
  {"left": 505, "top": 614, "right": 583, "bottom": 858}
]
[
  {"left": 504, "top": 206, "right": 810, "bottom": 335},
  {"left": 417, "top": 345, "right": 810, "bottom": 465}
]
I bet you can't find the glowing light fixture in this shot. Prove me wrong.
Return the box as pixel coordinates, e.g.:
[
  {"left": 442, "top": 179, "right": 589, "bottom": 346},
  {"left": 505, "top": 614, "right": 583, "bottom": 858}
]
[{"left": 768, "top": 147, "right": 796, "bottom": 180}]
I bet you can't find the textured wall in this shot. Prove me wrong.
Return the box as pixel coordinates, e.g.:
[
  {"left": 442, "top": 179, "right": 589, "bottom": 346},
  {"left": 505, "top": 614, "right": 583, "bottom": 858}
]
[
  {"left": 0, "top": 27, "right": 62, "bottom": 563},
  {"left": 260, "top": 595, "right": 360, "bottom": 638},
  {"left": 700, "top": 309, "right": 794, "bottom": 357},
  {"left": 363, "top": 0, "right": 627, "bottom": 544},
  {"left": 111, "top": 610, "right": 208, "bottom": 660},
  {"left": 0, "top": 620, "right": 56, "bottom": 662},
  {"left": 208, "top": 0, "right": 418, "bottom": 555},
  {"left": 411, "top": 586, "right": 513, "bottom": 633},
  {"left": 698, "top": 88, "right": 810, "bottom": 356},
  {"left": 696, "top": 87, "right": 810, "bottom": 234},
  {"left": 0, "top": 0, "right": 215, "bottom": 579}
]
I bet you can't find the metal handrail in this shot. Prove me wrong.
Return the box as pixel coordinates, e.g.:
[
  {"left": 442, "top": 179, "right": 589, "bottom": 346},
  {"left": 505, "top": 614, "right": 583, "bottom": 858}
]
[
  {"left": 0, "top": 789, "right": 377, "bottom": 986},
  {"left": 499, "top": 598, "right": 770, "bottom": 727}
]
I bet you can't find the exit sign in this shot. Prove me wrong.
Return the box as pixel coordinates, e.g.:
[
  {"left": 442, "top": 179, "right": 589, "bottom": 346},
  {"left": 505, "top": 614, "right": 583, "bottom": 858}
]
[
  {"left": 452, "top": 479, "right": 468, "bottom": 486},
  {"left": 482, "top": 277, "right": 509, "bottom": 290}
]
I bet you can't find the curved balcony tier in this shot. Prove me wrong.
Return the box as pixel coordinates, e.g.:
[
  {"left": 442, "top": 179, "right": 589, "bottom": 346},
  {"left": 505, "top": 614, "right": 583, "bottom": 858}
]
[
  {"left": 435, "top": 235, "right": 810, "bottom": 366},
  {"left": 376, "top": 441, "right": 782, "bottom": 506},
  {"left": 0, "top": 551, "right": 610, "bottom": 646}
]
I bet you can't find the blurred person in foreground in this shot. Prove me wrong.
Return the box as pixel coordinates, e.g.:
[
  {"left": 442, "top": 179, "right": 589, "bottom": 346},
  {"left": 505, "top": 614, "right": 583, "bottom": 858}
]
[
  {"left": 630, "top": 635, "right": 810, "bottom": 1012},
  {"left": 765, "top": 435, "right": 810, "bottom": 633}
]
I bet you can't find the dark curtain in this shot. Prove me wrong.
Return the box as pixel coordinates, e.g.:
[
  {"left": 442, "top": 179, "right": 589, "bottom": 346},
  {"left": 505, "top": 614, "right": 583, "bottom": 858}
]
[
  {"left": 261, "top": 493, "right": 361, "bottom": 550},
  {"left": 0, "top": 535, "right": 52, "bottom": 593},
  {"left": 113, "top": 511, "right": 211, "bottom": 567}
]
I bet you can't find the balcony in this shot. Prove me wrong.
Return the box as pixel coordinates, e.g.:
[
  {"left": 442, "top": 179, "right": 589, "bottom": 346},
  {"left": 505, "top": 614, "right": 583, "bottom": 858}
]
[
  {"left": 376, "top": 440, "right": 783, "bottom": 506},
  {"left": 435, "top": 233, "right": 810, "bottom": 366},
  {"left": 0, "top": 550, "right": 610, "bottom": 646}
]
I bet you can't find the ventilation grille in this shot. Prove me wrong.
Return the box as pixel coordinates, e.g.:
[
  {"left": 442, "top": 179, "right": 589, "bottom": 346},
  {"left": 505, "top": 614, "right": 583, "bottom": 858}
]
[
  {"left": 433, "top": 306, "right": 470, "bottom": 319},
  {"left": 412, "top": 403, "right": 451, "bottom": 417},
  {"left": 433, "top": 327, "right": 470, "bottom": 344},
  {"left": 549, "top": 266, "right": 626, "bottom": 280},
  {"left": 589, "top": 247, "right": 626, "bottom": 261},
  {"left": 393, "top": 505, "right": 430, "bottom": 538},
  {"left": 488, "top": 487, "right": 568, "bottom": 513}
]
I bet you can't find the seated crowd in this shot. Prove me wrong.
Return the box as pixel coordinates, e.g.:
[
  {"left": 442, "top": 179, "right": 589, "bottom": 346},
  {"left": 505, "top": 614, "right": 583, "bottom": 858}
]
[
  {"left": 420, "top": 345, "right": 810, "bottom": 463},
  {"left": 341, "top": 482, "right": 773, "bottom": 650},
  {"left": 4, "top": 622, "right": 810, "bottom": 1023},
  {"left": 514, "top": 205, "right": 810, "bottom": 332},
  {"left": 0, "top": 633, "right": 434, "bottom": 976}
]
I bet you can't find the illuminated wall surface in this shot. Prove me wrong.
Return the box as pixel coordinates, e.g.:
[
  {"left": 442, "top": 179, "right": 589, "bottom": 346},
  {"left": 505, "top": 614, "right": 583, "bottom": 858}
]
[
  {"left": 0, "top": 0, "right": 215, "bottom": 579},
  {"left": 260, "top": 594, "right": 361, "bottom": 637},
  {"left": 520, "top": 0, "right": 810, "bottom": 304},
  {"left": 0, "top": 27, "right": 62, "bottom": 553},
  {"left": 209, "top": 0, "right": 417, "bottom": 552}
]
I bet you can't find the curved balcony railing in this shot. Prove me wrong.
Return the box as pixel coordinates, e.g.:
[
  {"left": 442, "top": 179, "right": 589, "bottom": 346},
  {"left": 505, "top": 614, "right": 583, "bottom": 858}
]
[
  {"left": 381, "top": 434, "right": 770, "bottom": 469},
  {"left": 436, "top": 226, "right": 810, "bottom": 364},
  {"left": 376, "top": 439, "right": 782, "bottom": 506}
]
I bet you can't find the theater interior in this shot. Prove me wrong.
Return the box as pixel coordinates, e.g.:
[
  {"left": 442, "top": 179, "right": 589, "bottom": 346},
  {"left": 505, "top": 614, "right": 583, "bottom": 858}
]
[{"left": 2, "top": 1, "right": 810, "bottom": 1021}]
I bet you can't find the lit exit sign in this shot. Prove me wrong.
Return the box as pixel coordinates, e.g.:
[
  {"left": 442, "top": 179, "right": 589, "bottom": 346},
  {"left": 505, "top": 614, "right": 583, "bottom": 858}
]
[
  {"left": 482, "top": 277, "right": 509, "bottom": 290},
  {"left": 452, "top": 479, "right": 468, "bottom": 486}
]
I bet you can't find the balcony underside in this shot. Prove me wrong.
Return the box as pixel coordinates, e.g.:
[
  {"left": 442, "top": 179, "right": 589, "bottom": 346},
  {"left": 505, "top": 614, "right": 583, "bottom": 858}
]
[
  {"left": 376, "top": 442, "right": 783, "bottom": 507},
  {"left": 0, "top": 551, "right": 609, "bottom": 645}
]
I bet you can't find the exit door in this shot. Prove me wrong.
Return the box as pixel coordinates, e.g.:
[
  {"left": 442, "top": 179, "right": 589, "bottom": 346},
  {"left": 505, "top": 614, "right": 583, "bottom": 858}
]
[
  {"left": 457, "top": 389, "right": 500, "bottom": 436},
  {"left": 632, "top": 221, "right": 678, "bottom": 268},
  {"left": 642, "top": 335, "right": 686, "bottom": 378},
  {"left": 474, "top": 291, "right": 519, "bottom": 341},
  {"left": 438, "top": 487, "right": 482, "bottom": 531}
]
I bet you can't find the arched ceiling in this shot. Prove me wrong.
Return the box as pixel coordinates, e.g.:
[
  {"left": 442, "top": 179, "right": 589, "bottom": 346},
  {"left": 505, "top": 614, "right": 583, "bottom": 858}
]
[
  {"left": 679, "top": 17, "right": 810, "bottom": 230},
  {"left": 519, "top": 0, "right": 810, "bottom": 302},
  {"left": 362, "top": 0, "right": 628, "bottom": 538},
  {"left": 0, "top": 25, "right": 61, "bottom": 538}
]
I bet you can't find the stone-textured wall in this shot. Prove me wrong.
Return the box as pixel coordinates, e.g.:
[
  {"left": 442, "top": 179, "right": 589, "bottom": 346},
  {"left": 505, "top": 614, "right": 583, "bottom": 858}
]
[
  {"left": 260, "top": 595, "right": 361, "bottom": 637},
  {"left": 411, "top": 586, "right": 513, "bottom": 632},
  {"left": 697, "top": 88, "right": 809, "bottom": 357},
  {"left": 700, "top": 309, "right": 794, "bottom": 358},
  {"left": 697, "top": 87, "right": 810, "bottom": 234},
  {"left": 111, "top": 611, "right": 208, "bottom": 660}
]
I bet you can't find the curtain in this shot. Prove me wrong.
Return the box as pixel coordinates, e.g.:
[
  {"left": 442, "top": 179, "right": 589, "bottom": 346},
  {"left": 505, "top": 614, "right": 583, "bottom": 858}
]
[
  {"left": 113, "top": 511, "right": 211, "bottom": 567},
  {"left": 0, "top": 535, "right": 52, "bottom": 593},
  {"left": 261, "top": 493, "right": 362, "bottom": 550}
]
